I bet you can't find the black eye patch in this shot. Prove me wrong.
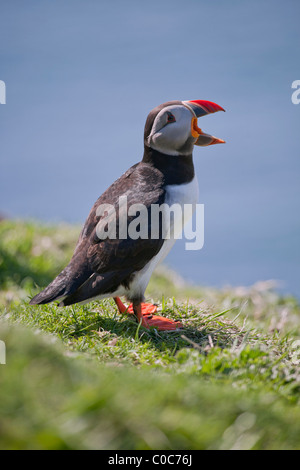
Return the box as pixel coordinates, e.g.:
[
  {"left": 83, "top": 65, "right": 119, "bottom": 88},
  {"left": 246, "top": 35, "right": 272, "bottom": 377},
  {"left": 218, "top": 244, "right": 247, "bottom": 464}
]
[{"left": 166, "top": 112, "right": 176, "bottom": 123}]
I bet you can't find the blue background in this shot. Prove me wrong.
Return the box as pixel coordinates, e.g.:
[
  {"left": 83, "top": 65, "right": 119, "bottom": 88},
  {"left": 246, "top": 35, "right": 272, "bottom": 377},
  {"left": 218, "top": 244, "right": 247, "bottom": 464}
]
[{"left": 1, "top": 0, "right": 299, "bottom": 296}]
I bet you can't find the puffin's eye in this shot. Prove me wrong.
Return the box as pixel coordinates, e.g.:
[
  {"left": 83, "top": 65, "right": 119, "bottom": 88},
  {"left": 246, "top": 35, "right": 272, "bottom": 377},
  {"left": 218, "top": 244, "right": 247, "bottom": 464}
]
[{"left": 166, "top": 112, "right": 176, "bottom": 123}]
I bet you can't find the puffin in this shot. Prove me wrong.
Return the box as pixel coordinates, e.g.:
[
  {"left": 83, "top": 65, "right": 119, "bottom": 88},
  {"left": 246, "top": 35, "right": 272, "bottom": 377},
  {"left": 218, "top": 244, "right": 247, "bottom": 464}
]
[{"left": 30, "top": 99, "right": 225, "bottom": 330}]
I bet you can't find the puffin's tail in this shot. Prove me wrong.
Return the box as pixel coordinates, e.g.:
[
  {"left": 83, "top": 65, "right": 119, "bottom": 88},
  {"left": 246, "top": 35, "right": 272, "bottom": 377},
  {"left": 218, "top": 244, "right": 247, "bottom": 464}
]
[{"left": 29, "top": 260, "right": 92, "bottom": 305}]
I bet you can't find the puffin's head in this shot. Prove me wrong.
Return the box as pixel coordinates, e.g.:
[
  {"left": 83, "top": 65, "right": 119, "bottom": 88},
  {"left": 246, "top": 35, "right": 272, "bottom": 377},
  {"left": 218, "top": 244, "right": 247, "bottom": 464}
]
[{"left": 144, "top": 99, "right": 225, "bottom": 156}]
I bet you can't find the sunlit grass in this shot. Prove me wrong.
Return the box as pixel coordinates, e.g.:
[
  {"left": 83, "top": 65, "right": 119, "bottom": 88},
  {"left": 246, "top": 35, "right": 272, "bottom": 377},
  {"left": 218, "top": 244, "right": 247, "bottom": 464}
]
[{"left": 0, "top": 219, "right": 300, "bottom": 449}]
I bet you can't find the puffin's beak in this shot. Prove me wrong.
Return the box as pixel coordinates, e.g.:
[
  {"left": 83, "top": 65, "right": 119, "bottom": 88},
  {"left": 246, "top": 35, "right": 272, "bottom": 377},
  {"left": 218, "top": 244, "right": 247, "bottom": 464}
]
[{"left": 183, "top": 99, "right": 226, "bottom": 146}]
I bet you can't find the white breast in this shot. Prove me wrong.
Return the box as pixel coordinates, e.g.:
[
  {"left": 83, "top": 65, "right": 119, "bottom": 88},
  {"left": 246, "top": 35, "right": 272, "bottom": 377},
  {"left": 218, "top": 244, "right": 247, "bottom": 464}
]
[
  {"left": 165, "top": 174, "right": 199, "bottom": 206},
  {"left": 164, "top": 174, "right": 199, "bottom": 232},
  {"left": 128, "top": 175, "right": 199, "bottom": 299}
]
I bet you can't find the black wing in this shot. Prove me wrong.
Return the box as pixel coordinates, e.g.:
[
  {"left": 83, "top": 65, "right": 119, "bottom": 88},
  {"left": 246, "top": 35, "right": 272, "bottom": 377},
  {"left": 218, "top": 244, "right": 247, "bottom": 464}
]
[{"left": 30, "top": 162, "right": 166, "bottom": 305}]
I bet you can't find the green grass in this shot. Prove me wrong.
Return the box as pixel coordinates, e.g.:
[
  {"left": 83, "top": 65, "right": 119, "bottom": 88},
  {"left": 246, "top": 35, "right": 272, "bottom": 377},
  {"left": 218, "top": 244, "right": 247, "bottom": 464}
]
[{"left": 0, "top": 220, "right": 300, "bottom": 449}]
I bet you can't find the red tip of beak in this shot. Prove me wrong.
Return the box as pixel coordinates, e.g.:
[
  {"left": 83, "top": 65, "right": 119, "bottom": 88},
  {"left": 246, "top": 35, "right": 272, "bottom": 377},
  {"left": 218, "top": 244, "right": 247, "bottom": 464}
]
[{"left": 189, "top": 100, "right": 225, "bottom": 113}]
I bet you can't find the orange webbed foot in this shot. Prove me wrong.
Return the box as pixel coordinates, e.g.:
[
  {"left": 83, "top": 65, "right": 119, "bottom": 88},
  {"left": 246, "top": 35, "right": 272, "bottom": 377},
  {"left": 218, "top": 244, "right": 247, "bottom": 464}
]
[
  {"left": 139, "top": 314, "right": 183, "bottom": 331},
  {"left": 127, "top": 302, "right": 158, "bottom": 315},
  {"left": 114, "top": 297, "right": 157, "bottom": 315},
  {"left": 113, "top": 297, "right": 182, "bottom": 331}
]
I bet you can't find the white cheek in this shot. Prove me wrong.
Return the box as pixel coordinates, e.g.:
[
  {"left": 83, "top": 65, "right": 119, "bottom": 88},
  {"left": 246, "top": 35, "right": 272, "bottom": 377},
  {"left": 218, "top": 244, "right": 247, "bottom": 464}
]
[
  {"left": 148, "top": 105, "right": 194, "bottom": 156},
  {"left": 150, "top": 125, "right": 190, "bottom": 155}
]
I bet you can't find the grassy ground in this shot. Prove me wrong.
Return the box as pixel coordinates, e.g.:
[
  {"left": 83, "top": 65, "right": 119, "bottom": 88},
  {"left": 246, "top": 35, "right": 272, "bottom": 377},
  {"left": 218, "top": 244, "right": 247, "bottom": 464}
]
[{"left": 0, "top": 219, "right": 300, "bottom": 449}]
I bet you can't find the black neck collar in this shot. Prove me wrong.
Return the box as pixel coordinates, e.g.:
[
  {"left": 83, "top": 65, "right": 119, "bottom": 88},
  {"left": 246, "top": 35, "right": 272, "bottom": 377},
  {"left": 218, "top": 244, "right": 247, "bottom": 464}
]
[{"left": 142, "top": 146, "right": 195, "bottom": 185}]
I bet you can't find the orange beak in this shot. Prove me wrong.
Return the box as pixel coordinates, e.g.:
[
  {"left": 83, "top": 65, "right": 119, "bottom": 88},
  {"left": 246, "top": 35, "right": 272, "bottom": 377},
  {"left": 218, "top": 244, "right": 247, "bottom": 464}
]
[
  {"left": 191, "top": 117, "right": 226, "bottom": 146},
  {"left": 183, "top": 99, "right": 226, "bottom": 147}
]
